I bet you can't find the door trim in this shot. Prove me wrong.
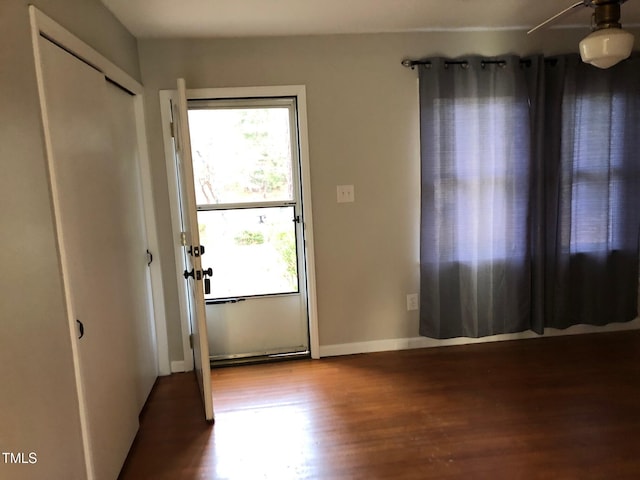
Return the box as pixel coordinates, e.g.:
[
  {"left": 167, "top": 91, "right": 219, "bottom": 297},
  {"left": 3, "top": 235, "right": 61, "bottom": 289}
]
[{"left": 160, "top": 85, "right": 320, "bottom": 365}]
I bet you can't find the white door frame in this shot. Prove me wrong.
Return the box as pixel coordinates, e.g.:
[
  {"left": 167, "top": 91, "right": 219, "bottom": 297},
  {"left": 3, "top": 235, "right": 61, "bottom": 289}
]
[
  {"left": 160, "top": 85, "right": 320, "bottom": 368},
  {"left": 29, "top": 8, "right": 168, "bottom": 373}
]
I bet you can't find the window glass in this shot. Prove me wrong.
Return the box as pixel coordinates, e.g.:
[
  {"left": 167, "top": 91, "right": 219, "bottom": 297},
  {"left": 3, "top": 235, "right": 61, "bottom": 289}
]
[
  {"left": 433, "top": 97, "right": 530, "bottom": 262},
  {"left": 188, "top": 107, "right": 294, "bottom": 205},
  {"left": 565, "top": 93, "right": 625, "bottom": 253},
  {"left": 198, "top": 207, "right": 299, "bottom": 299}
]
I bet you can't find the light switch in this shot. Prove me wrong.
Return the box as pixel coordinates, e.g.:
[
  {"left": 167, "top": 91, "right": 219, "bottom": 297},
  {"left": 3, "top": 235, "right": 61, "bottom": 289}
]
[{"left": 337, "top": 185, "right": 355, "bottom": 203}]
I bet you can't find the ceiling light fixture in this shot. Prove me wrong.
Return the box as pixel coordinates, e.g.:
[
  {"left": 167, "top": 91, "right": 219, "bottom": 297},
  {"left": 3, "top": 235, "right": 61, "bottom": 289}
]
[
  {"left": 579, "top": 1, "right": 634, "bottom": 68},
  {"left": 579, "top": 27, "right": 634, "bottom": 68}
]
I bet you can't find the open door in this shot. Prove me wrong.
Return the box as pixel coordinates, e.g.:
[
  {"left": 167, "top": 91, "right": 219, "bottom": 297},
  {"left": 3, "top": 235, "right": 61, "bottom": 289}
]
[{"left": 173, "top": 78, "right": 214, "bottom": 421}]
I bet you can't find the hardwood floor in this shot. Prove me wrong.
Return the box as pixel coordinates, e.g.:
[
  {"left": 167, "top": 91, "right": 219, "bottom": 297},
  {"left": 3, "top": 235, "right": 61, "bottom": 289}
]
[{"left": 119, "top": 331, "right": 640, "bottom": 479}]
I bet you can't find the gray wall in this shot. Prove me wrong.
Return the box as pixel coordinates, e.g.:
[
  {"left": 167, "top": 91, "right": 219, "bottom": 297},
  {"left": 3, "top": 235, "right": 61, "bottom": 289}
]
[
  {"left": 139, "top": 28, "right": 640, "bottom": 362},
  {"left": 0, "top": 1, "right": 139, "bottom": 478}
]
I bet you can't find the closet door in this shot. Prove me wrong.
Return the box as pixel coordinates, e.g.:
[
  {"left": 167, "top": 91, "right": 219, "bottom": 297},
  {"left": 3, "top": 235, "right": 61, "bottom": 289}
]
[
  {"left": 38, "top": 36, "right": 139, "bottom": 479},
  {"left": 104, "top": 80, "right": 158, "bottom": 410}
]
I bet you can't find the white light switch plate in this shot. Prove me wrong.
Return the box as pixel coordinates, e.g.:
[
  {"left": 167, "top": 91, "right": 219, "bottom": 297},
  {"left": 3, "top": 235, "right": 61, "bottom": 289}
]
[{"left": 337, "top": 185, "right": 355, "bottom": 203}]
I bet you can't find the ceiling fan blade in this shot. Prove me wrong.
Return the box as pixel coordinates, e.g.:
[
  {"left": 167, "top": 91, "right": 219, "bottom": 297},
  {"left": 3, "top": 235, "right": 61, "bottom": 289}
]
[{"left": 527, "top": 1, "right": 587, "bottom": 35}]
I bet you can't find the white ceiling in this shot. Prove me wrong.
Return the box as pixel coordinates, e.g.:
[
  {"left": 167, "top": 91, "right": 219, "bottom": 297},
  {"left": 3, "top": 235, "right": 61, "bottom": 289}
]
[{"left": 100, "top": 0, "right": 640, "bottom": 39}]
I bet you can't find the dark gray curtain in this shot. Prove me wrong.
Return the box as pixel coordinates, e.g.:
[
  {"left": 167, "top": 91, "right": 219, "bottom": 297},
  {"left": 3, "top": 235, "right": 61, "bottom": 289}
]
[
  {"left": 419, "top": 54, "right": 640, "bottom": 339},
  {"left": 543, "top": 55, "right": 640, "bottom": 328},
  {"left": 419, "top": 57, "right": 542, "bottom": 338}
]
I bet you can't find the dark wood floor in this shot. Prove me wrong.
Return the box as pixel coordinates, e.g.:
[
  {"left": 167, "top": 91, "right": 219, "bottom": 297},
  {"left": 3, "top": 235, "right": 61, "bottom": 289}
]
[{"left": 119, "top": 331, "right": 640, "bottom": 479}]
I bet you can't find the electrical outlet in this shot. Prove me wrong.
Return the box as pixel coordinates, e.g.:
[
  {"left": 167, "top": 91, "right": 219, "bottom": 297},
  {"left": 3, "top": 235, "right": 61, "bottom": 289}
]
[{"left": 406, "top": 293, "right": 419, "bottom": 311}]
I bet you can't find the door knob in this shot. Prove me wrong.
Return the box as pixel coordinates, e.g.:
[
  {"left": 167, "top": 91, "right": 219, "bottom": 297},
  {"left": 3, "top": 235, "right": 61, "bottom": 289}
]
[{"left": 183, "top": 268, "right": 213, "bottom": 281}]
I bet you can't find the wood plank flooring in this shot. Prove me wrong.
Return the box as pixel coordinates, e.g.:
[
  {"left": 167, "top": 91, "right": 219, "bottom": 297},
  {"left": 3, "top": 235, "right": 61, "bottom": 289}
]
[{"left": 119, "top": 331, "right": 640, "bottom": 479}]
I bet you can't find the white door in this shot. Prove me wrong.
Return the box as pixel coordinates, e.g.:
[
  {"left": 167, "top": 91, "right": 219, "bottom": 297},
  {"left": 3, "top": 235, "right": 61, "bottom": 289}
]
[
  {"left": 173, "top": 79, "right": 214, "bottom": 420},
  {"left": 38, "top": 37, "right": 141, "bottom": 479},
  {"left": 105, "top": 81, "right": 158, "bottom": 410},
  {"left": 187, "top": 98, "right": 310, "bottom": 362}
]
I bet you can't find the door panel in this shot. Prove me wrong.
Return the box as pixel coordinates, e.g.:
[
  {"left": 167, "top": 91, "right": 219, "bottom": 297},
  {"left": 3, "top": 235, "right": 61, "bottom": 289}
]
[
  {"left": 207, "top": 295, "right": 306, "bottom": 360},
  {"left": 175, "top": 79, "right": 214, "bottom": 421},
  {"left": 39, "top": 37, "right": 139, "bottom": 479}
]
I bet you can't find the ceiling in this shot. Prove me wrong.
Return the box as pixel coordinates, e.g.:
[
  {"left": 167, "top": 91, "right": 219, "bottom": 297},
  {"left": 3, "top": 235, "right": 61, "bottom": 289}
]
[{"left": 99, "top": 0, "right": 640, "bottom": 39}]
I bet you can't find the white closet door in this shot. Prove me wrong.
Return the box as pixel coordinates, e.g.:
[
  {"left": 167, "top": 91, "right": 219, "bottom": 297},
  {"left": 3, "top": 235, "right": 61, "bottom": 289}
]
[
  {"left": 104, "top": 81, "right": 157, "bottom": 410},
  {"left": 39, "top": 37, "right": 139, "bottom": 479}
]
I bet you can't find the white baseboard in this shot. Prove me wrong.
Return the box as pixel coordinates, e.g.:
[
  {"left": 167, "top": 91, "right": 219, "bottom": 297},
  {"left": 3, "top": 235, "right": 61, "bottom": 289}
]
[
  {"left": 170, "top": 360, "right": 186, "bottom": 373},
  {"left": 319, "top": 317, "right": 640, "bottom": 358}
]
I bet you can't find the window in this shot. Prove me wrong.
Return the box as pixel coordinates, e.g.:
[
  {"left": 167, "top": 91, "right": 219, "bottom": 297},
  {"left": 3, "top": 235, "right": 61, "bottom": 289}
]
[
  {"left": 564, "top": 92, "right": 628, "bottom": 253},
  {"left": 429, "top": 96, "right": 531, "bottom": 263},
  {"left": 187, "top": 99, "right": 303, "bottom": 300}
]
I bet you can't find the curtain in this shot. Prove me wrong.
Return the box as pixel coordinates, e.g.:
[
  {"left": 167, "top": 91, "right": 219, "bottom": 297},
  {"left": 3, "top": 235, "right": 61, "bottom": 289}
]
[
  {"left": 419, "top": 54, "right": 640, "bottom": 339},
  {"left": 543, "top": 55, "right": 640, "bottom": 328},
  {"left": 419, "top": 57, "right": 542, "bottom": 338}
]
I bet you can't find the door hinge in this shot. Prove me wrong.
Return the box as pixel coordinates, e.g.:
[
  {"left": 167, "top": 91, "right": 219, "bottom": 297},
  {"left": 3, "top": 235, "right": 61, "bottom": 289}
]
[
  {"left": 189, "top": 333, "right": 194, "bottom": 349},
  {"left": 170, "top": 121, "right": 175, "bottom": 138},
  {"left": 180, "top": 232, "right": 188, "bottom": 246},
  {"left": 146, "top": 249, "right": 153, "bottom": 266}
]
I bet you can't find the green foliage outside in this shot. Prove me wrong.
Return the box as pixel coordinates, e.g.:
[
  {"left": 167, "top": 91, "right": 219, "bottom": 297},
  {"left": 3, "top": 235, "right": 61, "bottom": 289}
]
[
  {"left": 274, "top": 231, "right": 297, "bottom": 287},
  {"left": 234, "top": 230, "right": 264, "bottom": 245}
]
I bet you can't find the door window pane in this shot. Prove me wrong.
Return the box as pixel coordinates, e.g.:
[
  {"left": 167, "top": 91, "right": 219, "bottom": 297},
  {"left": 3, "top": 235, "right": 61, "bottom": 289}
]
[
  {"left": 198, "top": 207, "right": 299, "bottom": 299},
  {"left": 188, "top": 107, "right": 294, "bottom": 205}
]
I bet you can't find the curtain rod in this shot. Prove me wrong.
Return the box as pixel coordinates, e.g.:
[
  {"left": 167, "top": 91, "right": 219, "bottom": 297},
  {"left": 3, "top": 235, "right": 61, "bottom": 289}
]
[
  {"left": 400, "top": 58, "right": 570, "bottom": 70},
  {"left": 401, "top": 59, "right": 534, "bottom": 70}
]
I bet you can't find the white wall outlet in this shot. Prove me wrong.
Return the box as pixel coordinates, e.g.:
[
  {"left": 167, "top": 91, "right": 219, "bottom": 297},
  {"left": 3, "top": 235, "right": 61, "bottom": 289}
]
[
  {"left": 406, "top": 293, "right": 419, "bottom": 311},
  {"left": 337, "top": 184, "right": 355, "bottom": 203}
]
